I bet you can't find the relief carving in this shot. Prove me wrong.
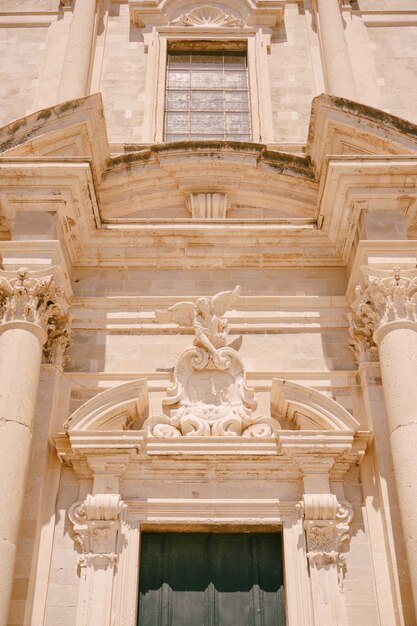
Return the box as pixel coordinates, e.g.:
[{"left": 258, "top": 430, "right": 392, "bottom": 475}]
[
  {"left": 301, "top": 494, "right": 353, "bottom": 568},
  {"left": 155, "top": 286, "right": 241, "bottom": 368},
  {"left": 43, "top": 313, "right": 72, "bottom": 367},
  {"left": 170, "top": 6, "right": 245, "bottom": 27},
  {"left": 69, "top": 494, "right": 126, "bottom": 568},
  {"left": 147, "top": 287, "right": 279, "bottom": 438}
]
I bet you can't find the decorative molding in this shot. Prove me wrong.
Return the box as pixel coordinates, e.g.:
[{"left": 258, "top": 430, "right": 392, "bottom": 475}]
[
  {"left": 69, "top": 494, "right": 126, "bottom": 568},
  {"left": 187, "top": 192, "right": 230, "bottom": 219},
  {"left": 64, "top": 379, "right": 149, "bottom": 432},
  {"left": 271, "top": 378, "right": 360, "bottom": 431},
  {"left": 170, "top": 6, "right": 244, "bottom": 27},
  {"left": 350, "top": 266, "right": 417, "bottom": 357}
]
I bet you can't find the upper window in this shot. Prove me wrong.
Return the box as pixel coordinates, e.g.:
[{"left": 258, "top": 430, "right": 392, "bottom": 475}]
[{"left": 164, "top": 42, "right": 251, "bottom": 142}]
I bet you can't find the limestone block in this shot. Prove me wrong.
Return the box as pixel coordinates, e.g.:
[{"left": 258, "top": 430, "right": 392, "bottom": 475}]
[
  {"left": 0, "top": 26, "right": 48, "bottom": 127},
  {"left": 368, "top": 26, "right": 417, "bottom": 125}
]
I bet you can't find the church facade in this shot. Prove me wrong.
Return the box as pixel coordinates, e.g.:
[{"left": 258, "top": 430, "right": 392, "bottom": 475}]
[{"left": 1, "top": 1, "right": 417, "bottom": 625}]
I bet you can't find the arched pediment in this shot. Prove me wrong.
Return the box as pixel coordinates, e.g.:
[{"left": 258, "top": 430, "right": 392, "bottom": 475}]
[
  {"left": 0, "top": 93, "right": 109, "bottom": 182},
  {"left": 308, "top": 94, "right": 417, "bottom": 176},
  {"left": 100, "top": 143, "right": 317, "bottom": 220},
  {"left": 64, "top": 379, "right": 149, "bottom": 432},
  {"left": 271, "top": 379, "right": 360, "bottom": 432}
]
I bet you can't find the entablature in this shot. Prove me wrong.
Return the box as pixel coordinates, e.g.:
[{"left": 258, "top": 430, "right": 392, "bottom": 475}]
[{"left": 1, "top": 94, "right": 417, "bottom": 269}]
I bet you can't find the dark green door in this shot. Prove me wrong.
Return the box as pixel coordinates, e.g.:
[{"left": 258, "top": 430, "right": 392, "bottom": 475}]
[{"left": 138, "top": 532, "right": 286, "bottom": 626}]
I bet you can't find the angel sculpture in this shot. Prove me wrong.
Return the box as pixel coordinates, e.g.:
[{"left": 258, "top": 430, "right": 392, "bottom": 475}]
[{"left": 155, "top": 286, "right": 241, "bottom": 362}]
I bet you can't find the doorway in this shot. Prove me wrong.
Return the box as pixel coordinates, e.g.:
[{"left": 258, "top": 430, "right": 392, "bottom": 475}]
[{"left": 138, "top": 532, "right": 286, "bottom": 626}]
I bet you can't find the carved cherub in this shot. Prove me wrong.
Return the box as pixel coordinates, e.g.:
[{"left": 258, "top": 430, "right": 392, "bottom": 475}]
[{"left": 155, "top": 286, "right": 241, "bottom": 359}]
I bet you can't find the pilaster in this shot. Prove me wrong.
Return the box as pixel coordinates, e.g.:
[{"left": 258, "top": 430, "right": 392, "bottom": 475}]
[
  {"left": 69, "top": 456, "right": 130, "bottom": 626},
  {"left": 295, "top": 458, "right": 353, "bottom": 626}
]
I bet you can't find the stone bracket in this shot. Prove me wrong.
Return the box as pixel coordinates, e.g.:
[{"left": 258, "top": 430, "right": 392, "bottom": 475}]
[
  {"left": 69, "top": 494, "right": 126, "bottom": 568},
  {"left": 300, "top": 494, "right": 353, "bottom": 568}
]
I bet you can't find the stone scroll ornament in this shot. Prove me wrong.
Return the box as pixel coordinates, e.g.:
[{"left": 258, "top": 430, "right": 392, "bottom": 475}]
[
  {"left": 69, "top": 494, "right": 126, "bottom": 568},
  {"left": 144, "top": 286, "right": 278, "bottom": 438},
  {"left": 0, "top": 267, "right": 71, "bottom": 368},
  {"left": 301, "top": 494, "right": 354, "bottom": 569}
]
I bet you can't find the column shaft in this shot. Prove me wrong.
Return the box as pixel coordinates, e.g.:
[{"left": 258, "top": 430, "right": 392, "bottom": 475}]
[
  {"left": 0, "top": 324, "right": 45, "bottom": 626},
  {"left": 58, "top": 0, "right": 97, "bottom": 102},
  {"left": 316, "top": 0, "right": 357, "bottom": 99},
  {"left": 376, "top": 324, "right": 417, "bottom": 614}
]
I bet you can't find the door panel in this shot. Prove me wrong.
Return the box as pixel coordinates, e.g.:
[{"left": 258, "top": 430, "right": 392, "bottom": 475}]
[{"left": 138, "top": 532, "right": 286, "bottom": 626}]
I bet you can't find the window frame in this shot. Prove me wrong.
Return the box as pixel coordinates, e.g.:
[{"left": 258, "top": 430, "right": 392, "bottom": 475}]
[
  {"left": 164, "top": 44, "right": 252, "bottom": 143},
  {"left": 142, "top": 27, "right": 274, "bottom": 144}
]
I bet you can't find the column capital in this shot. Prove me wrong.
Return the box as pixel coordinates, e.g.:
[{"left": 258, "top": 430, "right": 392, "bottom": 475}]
[
  {"left": 349, "top": 266, "right": 417, "bottom": 360},
  {"left": 0, "top": 267, "right": 71, "bottom": 366}
]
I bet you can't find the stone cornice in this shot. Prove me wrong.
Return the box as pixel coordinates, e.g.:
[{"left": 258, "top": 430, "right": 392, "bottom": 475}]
[
  {"left": 54, "top": 429, "right": 369, "bottom": 482},
  {"left": 1, "top": 96, "right": 417, "bottom": 267}
]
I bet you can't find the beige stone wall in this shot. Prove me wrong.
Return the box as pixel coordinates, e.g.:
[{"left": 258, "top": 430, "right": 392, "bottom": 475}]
[
  {"left": 0, "top": 27, "right": 48, "bottom": 126},
  {"left": 269, "top": 2, "right": 322, "bottom": 143},
  {"left": 95, "top": 3, "right": 147, "bottom": 144},
  {"left": 2, "top": 2, "right": 417, "bottom": 625},
  {"left": 43, "top": 468, "right": 80, "bottom": 626},
  {"left": 367, "top": 26, "right": 417, "bottom": 124}
]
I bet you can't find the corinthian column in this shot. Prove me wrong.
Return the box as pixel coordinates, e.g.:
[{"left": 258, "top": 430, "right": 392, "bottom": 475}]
[
  {"left": 0, "top": 268, "right": 69, "bottom": 626},
  {"left": 58, "top": 0, "right": 98, "bottom": 102},
  {"left": 351, "top": 266, "right": 417, "bottom": 618},
  {"left": 315, "top": 0, "right": 357, "bottom": 100}
]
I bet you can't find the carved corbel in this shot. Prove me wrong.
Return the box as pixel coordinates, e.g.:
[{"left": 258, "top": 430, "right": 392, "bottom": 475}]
[
  {"left": 300, "top": 494, "right": 353, "bottom": 568},
  {"left": 69, "top": 494, "right": 126, "bottom": 568}
]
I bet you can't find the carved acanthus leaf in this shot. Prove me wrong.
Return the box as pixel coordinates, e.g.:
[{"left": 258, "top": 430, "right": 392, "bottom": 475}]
[
  {"left": 349, "top": 267, "right": 417, "bottom": 362},
  {"left": 347, "top": 311, "right": 378, "bottom": 364},
  {"left": 43, "top": 313, "right": 72, "bottom": 368},
  {"left": 170, "top": 6, "right": 245, "bottom": 27},
  {"left": 352, "top": 267, "right": 417, "bottom": 330},
  {"left": 0, "top": 267, "right": 68, "bottom": 333}
]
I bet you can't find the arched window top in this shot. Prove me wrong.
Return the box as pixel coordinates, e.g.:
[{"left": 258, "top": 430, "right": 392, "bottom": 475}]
[{"left": 129, "top": 0, "right": 286, "bottom": 29}]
